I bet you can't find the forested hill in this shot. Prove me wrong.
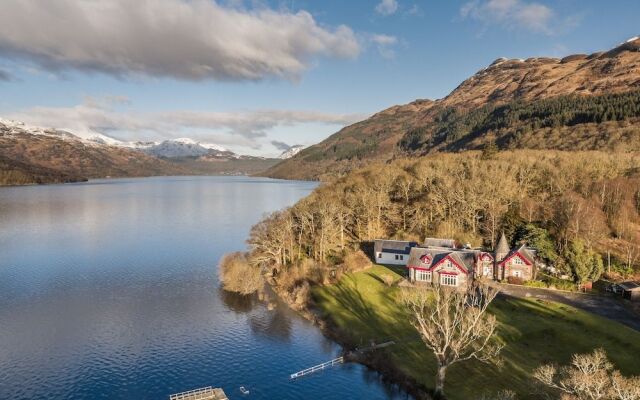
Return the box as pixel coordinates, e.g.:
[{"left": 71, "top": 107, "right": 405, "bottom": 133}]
[{"left": 263, "top": 37, "right": 640, "bottom": 180}]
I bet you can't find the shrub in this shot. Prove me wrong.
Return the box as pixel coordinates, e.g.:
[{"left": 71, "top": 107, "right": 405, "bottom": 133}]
[
  {"left": 507, "top": 276, "right": 525, "bottom": 285},
  {"left": 524, "top": 280, "right": 547, "bottom": 288},
  {"left": 219, "top": 252, "right": 263, "bottom": 295},
  {"left": 292, "top": 281, "right": 311, "bottom": 307}
]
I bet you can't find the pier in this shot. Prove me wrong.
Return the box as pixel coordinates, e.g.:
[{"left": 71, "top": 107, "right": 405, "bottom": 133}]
[
  {"left": 169, "top": 387, "right": 228, "bottom": 400},
  {"left": 290, "top": 356, "right": 344, "bottom": 379}
]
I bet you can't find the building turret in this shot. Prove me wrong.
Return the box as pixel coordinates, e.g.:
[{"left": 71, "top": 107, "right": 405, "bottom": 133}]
[{"left": 495, "top": 232, "right": 510, "bottom": 262}]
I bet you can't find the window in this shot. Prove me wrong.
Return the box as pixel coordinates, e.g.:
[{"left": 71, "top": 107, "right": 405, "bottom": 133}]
[
  {"left": 513, "top": 270, "right": 521, "bottom": 278},
  {"left": 513, "top": 256, "right": 524, "bottom": 265},
  {"left": 416, "top": 270, "right": 431, "bottom": 282},
  {"left": 377, "top": 252, "right": 382, "bottom": 259},
  {"left": 440, "top": 274, "right": 458, "bottom": 286},
  {"left": 483, "top": 266, "right": 491, "bottom": 276},
  {"left": 395, "top": 254, "right": 404, "bottom": 260},
  {"left": 399, "top": 255, "right": 403, "bottom": 261}
]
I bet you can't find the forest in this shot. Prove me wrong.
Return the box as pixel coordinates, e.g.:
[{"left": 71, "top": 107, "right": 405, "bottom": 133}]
[
  {"left": 246, "top": 149, "right": 640, "bottom": 297},
  {"left": 400, "top": 90, "right": 640, "bottom": 153}
]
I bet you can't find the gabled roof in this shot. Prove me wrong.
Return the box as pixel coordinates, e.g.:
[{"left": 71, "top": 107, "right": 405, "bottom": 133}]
[
  {"left": 499, "top": 244, "right": 535, "bottom": 266},
  {"left": 374, "top": 239, "right": 418, "bottom": 255},
  {"left": 423, "top": 238, "right": 456, "bottom": 249},
  {"left": 479, "top": 252, "right": 494, "bottom": 261},
  {"left": 408, "top": 247, "right": 477, "bottom": 274}
]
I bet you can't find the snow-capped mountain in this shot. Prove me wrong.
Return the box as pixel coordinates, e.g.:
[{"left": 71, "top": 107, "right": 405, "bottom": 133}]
[
  {"left": 141, "top": 138, "right": 235, "bottom": 158},
  {"left": 0, "top": 118, "right": 234, "bottom": 158},
  {"left": 142, "top": 139, "right": 211, "bottom": 158},
  {"left": 279, "top": 145, "right": 305, "bottom": 159}
]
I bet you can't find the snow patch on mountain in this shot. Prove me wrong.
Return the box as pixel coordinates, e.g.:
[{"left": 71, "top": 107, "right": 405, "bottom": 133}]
[
  {"left": 1, "top": 117, "right": 233, "bottom": 158},
  {"left": 279, "top": 144, "right": 305, "bottom": 159}
]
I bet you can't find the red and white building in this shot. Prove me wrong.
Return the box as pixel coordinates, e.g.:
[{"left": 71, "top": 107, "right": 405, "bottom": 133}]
[{"left": 405, "top": 233, "right": 536, "bottom": 288}]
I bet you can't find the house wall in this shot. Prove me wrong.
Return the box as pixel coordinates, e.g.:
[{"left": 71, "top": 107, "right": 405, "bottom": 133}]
[
  {"left": 477, "top": 260, "right": 494, "bottom": 280},
  {"left": 503, "top": 259, "right": 533, "bottom": 280},
  {"left": 433, "top": 261, "right": 468, "bottom": 288},
  {"left": 376, "top": 251, "right": 408, "bottom": 266},
  {"left": 624, "top": 290, "right": 640, "bottom": 301}
]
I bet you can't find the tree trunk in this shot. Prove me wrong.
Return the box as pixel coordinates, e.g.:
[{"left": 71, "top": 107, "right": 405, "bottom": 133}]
[{"left": 435, "top": 363, "right": 447, "bottom": 397}]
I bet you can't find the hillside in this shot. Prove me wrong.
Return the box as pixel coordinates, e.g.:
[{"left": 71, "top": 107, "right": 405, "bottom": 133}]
[
  {"left": 0, "top": 121, "right": 279, "bottom": 185},
  {"left": 264, "top": 37, "right": 640, "bottom": 180}
]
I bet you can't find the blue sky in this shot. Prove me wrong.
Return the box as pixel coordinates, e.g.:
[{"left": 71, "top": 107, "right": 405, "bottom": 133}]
[{"left": 0, "top": 0, "right": 638, "bottom": 156}]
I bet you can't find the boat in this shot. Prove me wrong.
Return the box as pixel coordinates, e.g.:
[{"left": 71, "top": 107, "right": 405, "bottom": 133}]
[{"left": 239, "top": 386, "right": 250, "bottom": 395}]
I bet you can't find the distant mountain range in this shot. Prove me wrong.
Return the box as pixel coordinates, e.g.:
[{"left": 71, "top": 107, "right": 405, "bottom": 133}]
[
  {"left": 0, "top": 119, "right": 278, "bottom": 185},
  {"left": 263, "top": 36, "right": 640, "bottom": 180}
]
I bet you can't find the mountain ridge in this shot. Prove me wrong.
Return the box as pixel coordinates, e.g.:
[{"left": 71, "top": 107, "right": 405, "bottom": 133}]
[
  {"left": 0, "top": 119, "right": 279, "bottom": 185},
  {"left": 263, "top": 36, "right": 640, "bottom": 180}
]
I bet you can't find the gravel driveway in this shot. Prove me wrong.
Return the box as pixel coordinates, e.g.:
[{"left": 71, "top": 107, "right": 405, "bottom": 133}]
[{"left": 492, "top": 283, "right": 640, "bottom": 332}]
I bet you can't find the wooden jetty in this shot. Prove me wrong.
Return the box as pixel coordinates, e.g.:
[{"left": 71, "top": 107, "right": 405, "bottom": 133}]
[
  {"left": 169, "top": 386, "right": 228, "bottom": 400},
  {"left": 290, "top": 356, "right": 344, "bottom": 379}
]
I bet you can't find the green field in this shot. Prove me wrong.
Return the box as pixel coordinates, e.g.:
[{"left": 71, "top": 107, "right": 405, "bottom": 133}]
[{"left": 313, "top": 265, "right": 640, "bottom": 399}]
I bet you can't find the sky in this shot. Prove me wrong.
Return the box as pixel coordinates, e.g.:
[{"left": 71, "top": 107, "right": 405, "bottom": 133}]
[{"left": 0, "top": 0, "right": 638, "bottom": 157}]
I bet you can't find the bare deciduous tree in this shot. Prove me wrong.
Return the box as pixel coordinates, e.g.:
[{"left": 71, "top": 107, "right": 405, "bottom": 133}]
[
  {"left": 533, "top": 348, "right": 640, "bottom": 400},
  {"left": 401, "top": 283, "right": 502, "bottom": 397}
]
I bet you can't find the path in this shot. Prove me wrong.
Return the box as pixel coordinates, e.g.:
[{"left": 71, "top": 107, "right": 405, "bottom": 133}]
[{"left": 493, "top": 283, "right": 640, "bottom": 332}]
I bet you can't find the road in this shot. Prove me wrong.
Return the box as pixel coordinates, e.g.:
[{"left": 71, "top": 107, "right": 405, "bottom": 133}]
[{"left": 493, "top": 283, "right": 640, "bottom": 332}]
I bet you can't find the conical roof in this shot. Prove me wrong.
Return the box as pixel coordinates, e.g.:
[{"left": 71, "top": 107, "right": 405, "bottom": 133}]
[{"left": 496, "top": 232, "right": 509, "bottom": 255}]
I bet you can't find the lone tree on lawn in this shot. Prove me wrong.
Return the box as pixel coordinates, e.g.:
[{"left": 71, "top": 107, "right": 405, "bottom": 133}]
[{"left": 402, "top": 283, "right": 503, "bottom": 398}]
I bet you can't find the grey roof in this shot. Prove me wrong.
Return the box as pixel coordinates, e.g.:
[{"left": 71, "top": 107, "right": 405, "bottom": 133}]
[
  {"left": 374, "top": 239, "right": 417, "bottom": 255},
  {"left": 500, "top": 244, "right": 535, "bottom": 265},
  {"left": 423, "top": 238, "right": 456, "bottom": 249},
  {"left": 495, "top": 232, "right": 510, "bottom": 255},
  {"left": 407, "top": 247, "right": 478, "bottom": 273},
  {"left": 618, "top": 281, "right": 640, "bottom": 291}
]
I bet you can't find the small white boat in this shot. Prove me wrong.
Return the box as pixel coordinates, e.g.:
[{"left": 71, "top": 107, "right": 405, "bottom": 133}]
[{"left": 239, "top": 386, "right": 250, "bottom": 395}]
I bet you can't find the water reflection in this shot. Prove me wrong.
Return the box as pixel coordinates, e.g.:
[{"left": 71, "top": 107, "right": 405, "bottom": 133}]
[
  {"left": 219, "top": 287, "right": 293, "bottom": 342},
  {"left": 0, "top": 176, "right": 409, "bottom": 400},
  {"left": 219, "top": 288, "right": 260, "bottom": 314}
]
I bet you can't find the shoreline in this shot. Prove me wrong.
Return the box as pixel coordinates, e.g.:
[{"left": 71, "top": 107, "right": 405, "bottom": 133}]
[{"left": 265, "top": 276, "right": 431, "bottom": 400}]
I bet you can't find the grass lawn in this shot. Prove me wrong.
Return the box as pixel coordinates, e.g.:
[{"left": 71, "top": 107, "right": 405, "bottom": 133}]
[{"left": 312, "top": 265, "right": 640, "bottom": 400}]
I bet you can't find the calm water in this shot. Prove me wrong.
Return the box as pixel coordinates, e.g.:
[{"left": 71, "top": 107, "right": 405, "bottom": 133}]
[{"left": 0, "top": 176, "right": 408, "bottom": 400}]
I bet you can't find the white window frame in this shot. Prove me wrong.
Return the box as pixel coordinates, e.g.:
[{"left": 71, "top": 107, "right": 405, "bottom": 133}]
[
  {"left": 377, "top": 252, "right": 382, "bottom": 259},
  {"left": 513, "top": 256, "right": 524, "bottom": 265},
  {"left": 440, "top": 274, "right": 458, "bottom": 286},
  {"left": 483, "top": 266, "right": 491, "bottom": 276},
  {"left": 513, "top": 270, "right": 522, "bottom": 278},
  {"left": 416, "top": 270, "right": 431, "bottom": 282}
]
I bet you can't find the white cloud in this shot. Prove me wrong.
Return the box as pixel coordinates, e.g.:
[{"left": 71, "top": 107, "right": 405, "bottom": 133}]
[
  {"left": 0, "top": 0, "right": 360, "bottom": 81},
  {"left": 375, "top": 0, "right": 398, "bottom": 16},
  {"left": 370, "top": 34, "right": 399, "bottom": 59},
  {"left": 460, "top": 0, "right": 555, "bottom": 34},
  {"left": 6, "top": 103, "right": 365, "bottom": 152}
]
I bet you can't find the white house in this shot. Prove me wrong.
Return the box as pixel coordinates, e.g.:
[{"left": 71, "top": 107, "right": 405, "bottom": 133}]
[{"left": 373, "top": 239, "right": 418, "bottom": 266}]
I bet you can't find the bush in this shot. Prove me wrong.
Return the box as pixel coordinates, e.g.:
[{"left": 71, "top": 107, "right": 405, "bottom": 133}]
[
  {"left": 524, "top": 280, "right": 547, "bottom": 288},
  {"left": 292, "top": 281, "right": 311, "bottom": 307},
  {"left": 507, "top": 276, "right": 525, "bottom": 285},
  {"left": 343, "top": 250, "right": 372, "bottom": 273},
  {"left": 219, "top": 252, "right": 263, "bottom": 295}
]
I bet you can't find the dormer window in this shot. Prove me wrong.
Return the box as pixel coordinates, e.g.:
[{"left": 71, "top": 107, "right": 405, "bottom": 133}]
[{"left": 420, "top": 254, "right": 433, "bottom": 264}]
